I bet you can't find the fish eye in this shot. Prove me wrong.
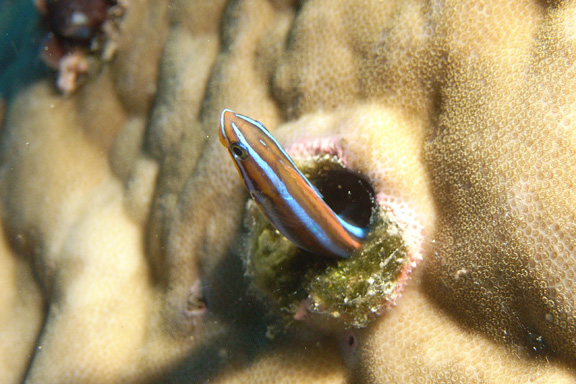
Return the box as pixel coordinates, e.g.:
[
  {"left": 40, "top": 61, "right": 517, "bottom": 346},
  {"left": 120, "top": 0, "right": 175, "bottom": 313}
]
[{"left": 231, "top": 143, "right": 248, "bottom": 159}]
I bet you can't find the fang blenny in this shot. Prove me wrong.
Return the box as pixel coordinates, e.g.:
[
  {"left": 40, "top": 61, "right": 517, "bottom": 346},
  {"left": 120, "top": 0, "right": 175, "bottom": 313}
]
[{"left": 219, "top": 109, "right": 368, "bottom": 258}]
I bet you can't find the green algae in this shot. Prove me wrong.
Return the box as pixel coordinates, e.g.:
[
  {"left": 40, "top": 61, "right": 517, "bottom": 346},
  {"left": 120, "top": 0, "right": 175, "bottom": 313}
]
[
  {"left": 241, "top": 155, "right": 411, "bottom": 329},
  {"left": 308, "top": 211, "right": 408, "bottom": 327}
]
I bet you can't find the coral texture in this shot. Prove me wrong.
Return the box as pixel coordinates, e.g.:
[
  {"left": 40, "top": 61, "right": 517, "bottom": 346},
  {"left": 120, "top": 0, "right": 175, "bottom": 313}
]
[{"left": 1, "top": 0, "right": 576, "bottom": 383}]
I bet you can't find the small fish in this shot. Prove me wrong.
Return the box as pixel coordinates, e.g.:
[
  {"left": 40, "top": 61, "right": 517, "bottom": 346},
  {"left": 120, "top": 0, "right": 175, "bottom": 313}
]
[{"left": 219, "top": 109, "right": 368, "bottom": 258}]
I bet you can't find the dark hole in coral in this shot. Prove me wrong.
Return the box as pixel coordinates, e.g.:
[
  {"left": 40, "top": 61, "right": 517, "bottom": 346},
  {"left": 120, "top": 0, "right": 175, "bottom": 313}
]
[
  {"left": 342, "top": 331, "right": 358, "bottom": 357},
  {"left": 310, "top": 167, "right": 376, "bottom": 230},
  {"left": 348, "top": 334, "right": 356, "bottom": 348}
]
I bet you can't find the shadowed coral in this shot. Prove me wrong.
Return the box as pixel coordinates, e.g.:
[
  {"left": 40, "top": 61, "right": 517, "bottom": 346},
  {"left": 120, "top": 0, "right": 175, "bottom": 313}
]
[{"left": 1, "top": 0, "right": 576, "bottom": 383}]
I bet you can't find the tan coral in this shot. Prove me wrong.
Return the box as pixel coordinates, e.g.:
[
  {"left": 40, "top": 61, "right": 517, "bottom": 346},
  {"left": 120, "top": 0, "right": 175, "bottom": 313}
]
[
  {"left": 0, "top": 215, "right": 43, "bottom": 384},
  {"left": 351, "top": 280, "right": 576, "bottom": 383},
  {"left": 423, "top": 0, "right": 576, "bottom": 364},
  {"left": 1, "top": 0, "right": 576, "bottom": 383}
]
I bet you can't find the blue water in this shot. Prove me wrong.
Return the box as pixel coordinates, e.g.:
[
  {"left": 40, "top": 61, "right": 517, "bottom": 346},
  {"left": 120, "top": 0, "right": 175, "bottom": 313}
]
[{"left": 0, "top": 0, "right": 49, "bottom": 100}]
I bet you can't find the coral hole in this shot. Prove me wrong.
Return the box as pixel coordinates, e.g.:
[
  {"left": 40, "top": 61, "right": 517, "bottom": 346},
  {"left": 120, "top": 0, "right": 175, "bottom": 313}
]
[
  {"left": 243, "top": 155, "right": 412, "bottom": 329},
  {"left": 310, "top": 167, "right": 376, "bottom": 229}
]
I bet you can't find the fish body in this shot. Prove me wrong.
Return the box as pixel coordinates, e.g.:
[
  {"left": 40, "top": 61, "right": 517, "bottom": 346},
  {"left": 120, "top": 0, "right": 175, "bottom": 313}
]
[{"left": 219, "top": 109, "right": 367, "bottom": 258}]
